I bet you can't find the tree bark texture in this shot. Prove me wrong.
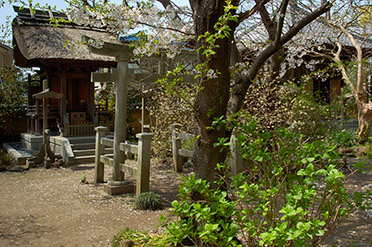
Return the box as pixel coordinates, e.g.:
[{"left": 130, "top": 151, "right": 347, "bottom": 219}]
[{"left": 190, "top": 0, "right": 238, "bottom": 184}]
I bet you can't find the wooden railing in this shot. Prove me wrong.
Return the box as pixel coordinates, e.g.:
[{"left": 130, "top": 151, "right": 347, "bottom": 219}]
[
  {"left": 94, "top": 126, "right": 153, "bottom": 196},
  {"left": 64, "top": 124, "right": 95, "bottom": 136},
  {"left": 27, "top": 104, "right": 59, "bottom": 116}
]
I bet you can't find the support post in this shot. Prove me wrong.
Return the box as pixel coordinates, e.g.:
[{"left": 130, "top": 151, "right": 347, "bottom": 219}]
[
  {"left": 111, "top": 60, "right": 128, "bottom": 182},
  {"left": 105, "top": 57, "right": 135, "bottom": 195},
  {"left": 35, "top": 101, "right": 40, "bottom": 134},
  {"left": 94, "top": 126, "right": 107, "bottom": 183},
  {"left": 136, "top": 133, "right": 153, "bottom": 196},
  {"left": 230, "top": 134, "right": 243, "bottom": 176},
  {"left": 141, "top": 97, "right": 145, "bottom": 133},
  {"left": 171, "top": 123, "right": 183, "bottom": 172},
  {"left": 42, "top": 80, "right": 50, "bottom": 168},
  {"left": 60, "top": 74, "right": 67, "bottom": 126}
]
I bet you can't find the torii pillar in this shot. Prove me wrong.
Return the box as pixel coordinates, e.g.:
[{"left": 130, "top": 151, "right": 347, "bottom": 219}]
[
  {"left": 106, "top": 56, "right": 135, "bottom": 195},
  {"left": 86, "top": 38, "right": 135, "bottom": 195}
]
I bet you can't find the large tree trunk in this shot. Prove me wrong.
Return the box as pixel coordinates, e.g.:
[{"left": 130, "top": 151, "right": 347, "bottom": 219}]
[{"left": 190, "top": 0, "right": 236, "bottom": 184}]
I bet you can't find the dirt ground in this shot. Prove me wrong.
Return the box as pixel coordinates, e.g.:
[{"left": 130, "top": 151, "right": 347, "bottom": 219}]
[
  {"left": 0, "top": 159, "right": 372, "bottom": 246},
  {"left": 0, "top": 160, "right": 189, "bottom": 247}
]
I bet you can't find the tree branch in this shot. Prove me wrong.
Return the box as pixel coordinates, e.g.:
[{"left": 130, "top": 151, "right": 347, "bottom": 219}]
[
  {"left": 333, "top": 41, "right": 357, "bottom": 95},
  {"left": 228, "top": 1, "right": 332, "bottom": 115},
  {"left": 279, "top": 1, "right": 331, "bottom": 46},
  {"left": 250, "top": 1, "right": 332, "bottom": 86},
  {"left": 157, "top": 0, "right": 171, "bottom": 9},
  {"left": 273, "top": 0, "right": 289, "bottom": 48},
  {"left": 238, "top": 0, "right": 270, "bottom": 23}
]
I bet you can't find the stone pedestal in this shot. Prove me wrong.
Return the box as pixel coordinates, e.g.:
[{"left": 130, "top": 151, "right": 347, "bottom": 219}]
[{"left": 104, "top": 179, "right": 134, "bottom": 195}]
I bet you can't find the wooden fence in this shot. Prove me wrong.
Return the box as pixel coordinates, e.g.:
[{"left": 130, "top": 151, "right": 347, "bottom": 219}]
[{"left": 171, "top": 124, "right": 243, "bottom": 175}]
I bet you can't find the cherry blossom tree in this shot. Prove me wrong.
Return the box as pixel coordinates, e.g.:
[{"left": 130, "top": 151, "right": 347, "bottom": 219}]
[
  {"left": 63, "top": 0, "right": 332, "bottom": 183},
  {"left": 12, "top": 0, "right": 332, "bottom": 182}
]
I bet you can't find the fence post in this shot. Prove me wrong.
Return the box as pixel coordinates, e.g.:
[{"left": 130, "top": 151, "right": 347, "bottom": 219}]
[
  {"left": 230, "top": 134, "right": 243, "bottom": 176},
  {"left": 171, "top": 123, "right": 183, "bottom": 172},
  {"left": 136, "top": 133, "right": 153, "bottom": 196},
  {"left": 94, "top": 126, "right": 107, "bottom": 183}
]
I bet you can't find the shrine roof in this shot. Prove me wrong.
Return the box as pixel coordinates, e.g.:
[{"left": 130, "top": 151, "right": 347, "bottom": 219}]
[{"left": 12, "top": 6, "right": 118, "bottom": 68}]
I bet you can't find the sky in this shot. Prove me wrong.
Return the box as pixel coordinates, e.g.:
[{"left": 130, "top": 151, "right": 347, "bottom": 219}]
[{"left": 0, "top": 0, "right": 189, "bottom": 42}]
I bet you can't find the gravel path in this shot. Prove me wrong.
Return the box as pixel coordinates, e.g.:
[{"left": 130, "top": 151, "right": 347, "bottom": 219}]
[
  {"left": 0, "top": 162, "right": 184, "bottom": 247},
  {"left": 1, "top": 159, "right": 372, "bottom": 246}
]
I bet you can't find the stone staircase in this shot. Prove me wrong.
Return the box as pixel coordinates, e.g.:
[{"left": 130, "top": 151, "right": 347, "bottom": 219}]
[{"left": 67, "top": 136, "right": 113, "bottom": 164}]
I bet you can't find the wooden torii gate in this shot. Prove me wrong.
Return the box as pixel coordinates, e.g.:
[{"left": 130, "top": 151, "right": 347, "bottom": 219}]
[{"left": 84, "top": 36, "right": 196, "bottom": 195}]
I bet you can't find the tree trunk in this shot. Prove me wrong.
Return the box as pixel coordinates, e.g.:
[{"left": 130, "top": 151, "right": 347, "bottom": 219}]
[
  {"left": 357, "top": 103, "right": 372, "bottom": 142},
  {"left": 190, "top": 0, "right": 236, "bottom": 184}
]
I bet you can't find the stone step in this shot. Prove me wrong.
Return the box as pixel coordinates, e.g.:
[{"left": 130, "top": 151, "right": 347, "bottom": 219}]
[
  {"left": 74, "top": 153, "right": 114, "bottom": 165},
  {"left": 71, "top": 142, "right": 95, "bottom": 150},
  {"left": 67, "top": 136, "right": 96, "bottom": 144},
  {"left": 74, "top": 155, "right": 95, "bottom": 164},
  {"left": 73, "top": 148, "right": 113, "bottom": 157},
  {"left": 73, "top": 149, "right": 95, "bottom": 157}
]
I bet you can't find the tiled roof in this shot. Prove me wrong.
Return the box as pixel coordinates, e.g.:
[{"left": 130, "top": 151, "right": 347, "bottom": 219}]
[{"left": 238, "top": 5, "right": 372, "bottom": 51}]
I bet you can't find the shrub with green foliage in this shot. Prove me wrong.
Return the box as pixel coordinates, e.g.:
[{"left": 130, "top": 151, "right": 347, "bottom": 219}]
[
  {"left": 135, "top": 192, "right": 163, "bottom": 211},
  {"left": 244, "top": 79, "right": 349, "bottom": 142},
  {"left": 0, "top": 149, "right": 16, "bottom": 167},
  {"left": 160, "top": 116, "right": 372, "bottom": 247},
  {"left": 148, "top": 83, "right": 195, "bottom": 159},
  {"left": 0, "top": 65, "right": 27, "bottom": 142},
  {"left": 111, "top": 228, "right": 167, "bottom": 247}
]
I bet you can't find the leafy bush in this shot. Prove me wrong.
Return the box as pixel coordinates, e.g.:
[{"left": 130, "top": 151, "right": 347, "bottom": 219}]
[
  {"left": 243, "top": 80, "right": 349, "bottom": 142},
  {"left": 135, "top": 192, "right": 163, "bottom": 210},
  {"left": 327, "top": 129, "right": 357, "bottom": 148},
  {"left": 161, "top": 116, "right": 372, "bottom": 247},
  {"left": 0, "top": 66, "right": 27, "bottom": 142},
  {"left": 148, "top": 83, "right": 195, "bottom": 159},
  {"left": 0, "top": 149, "right": 16, "bottom": 167},
  {"left": 111, "top": 228, "right": 167, "bottom": 247}
]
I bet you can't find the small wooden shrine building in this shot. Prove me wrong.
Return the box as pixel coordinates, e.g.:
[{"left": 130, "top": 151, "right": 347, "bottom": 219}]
[{"left": 12, "top": 6, "right": 117, "bottom": 138}]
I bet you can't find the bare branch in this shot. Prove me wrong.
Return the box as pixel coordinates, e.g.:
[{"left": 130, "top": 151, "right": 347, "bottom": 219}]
[
  {"left": 238, "top": 0, "right": 270, "bottom": 23},
  {"left": 157, "top": 0, "right": 172, "bottom": 9},
  {"left": 273, "top": 0, "right": 289, "bottom": 48},
  {"left": 279, "top": 1, "right": 332, "bottom": 46},
  {"left": 255, "top": 0, "right": 274, "bottom": 35},
  {"left": 228, "top": 1, "right": 332, "bottom": 114}
]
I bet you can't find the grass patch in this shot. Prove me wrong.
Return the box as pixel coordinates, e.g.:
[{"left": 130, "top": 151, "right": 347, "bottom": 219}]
[
  {"left": 135, "top": 192, "right": 163, "bottom": 211},
  {"left": 111, "top": 228, "right": 168, "bottom": 247}
]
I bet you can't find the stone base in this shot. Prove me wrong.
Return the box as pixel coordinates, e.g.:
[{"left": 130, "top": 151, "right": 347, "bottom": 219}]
[
  {"left": 104, "top": 180, "right": 134, "bottom": 195},
  {"left": 21, "top": 133, "right": 43, "bottom": 152}
]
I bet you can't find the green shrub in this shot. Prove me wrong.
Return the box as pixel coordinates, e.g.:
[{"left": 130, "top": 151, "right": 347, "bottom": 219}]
[
  {"left": 135, "top": 192, "right": 163, "bottom": 211},
  {"left": 0, "top": 149, "right": 16, "bottom": 167},
  {"left": 327, "top": 129, "right": 357, "bottom": 148},
  {"left": 148, "top": 83, "right": 195, "bottom": 159},
  {"left": 161, "top": 116, "right": 372, "bottom": 247},
  {"left": 111, "top": 228, "right": 169, "bottom": 247}
]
